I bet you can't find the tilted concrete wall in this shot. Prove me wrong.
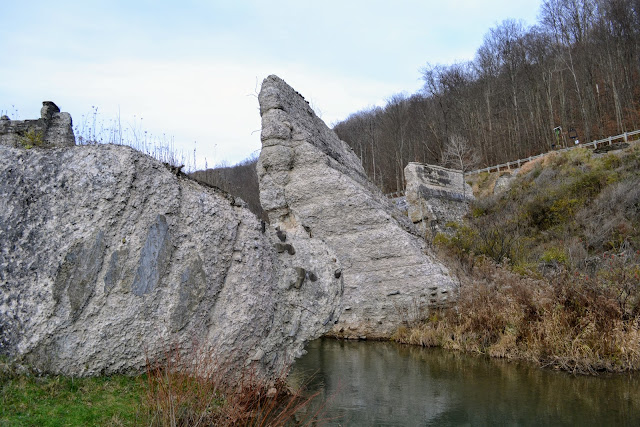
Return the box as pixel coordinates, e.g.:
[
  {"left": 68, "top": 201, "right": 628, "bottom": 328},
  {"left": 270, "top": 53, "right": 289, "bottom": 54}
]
[
  {"left": 257, "top": 76, "right": 456, "bottom": 339},
  {"left": 0, "top": 101, "right": 341, "bottom": 378}
]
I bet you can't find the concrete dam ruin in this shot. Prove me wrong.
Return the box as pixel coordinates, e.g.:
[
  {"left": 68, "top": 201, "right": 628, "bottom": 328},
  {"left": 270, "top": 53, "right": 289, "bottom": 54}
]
[
  {"left": 404, "top": 162, "right": 474, "bottom": 235},
  {"left": 0, "top": 77, "right": 455, "bottom": 377}
]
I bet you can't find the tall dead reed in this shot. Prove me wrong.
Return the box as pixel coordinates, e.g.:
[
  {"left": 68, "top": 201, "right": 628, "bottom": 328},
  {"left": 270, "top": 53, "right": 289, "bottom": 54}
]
[
  {"left": 394, "top": 254, "right": 640, "bottom": 375},
  {"left": 74, "top": 106, "right": 197, "bottom": 173},
  {"left": 142, "top": 342, "right": 324, "bottom": 426}
]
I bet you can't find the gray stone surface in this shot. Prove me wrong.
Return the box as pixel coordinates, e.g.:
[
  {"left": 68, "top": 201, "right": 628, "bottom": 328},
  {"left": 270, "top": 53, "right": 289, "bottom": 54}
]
[
  {"left": 0, "top": 101, "right": 75, "bottom": 148},
  {"left": 257, "top": 75, "right": 455, "bottom": 339},
  {"left": 404, "top": 163, "right": 474, "bottom": 234},
  {"left": 390, "top": 195, "right": 409, "bottom": 214},
  {"left": 493, "top": 170, "right": 518, "bottom": 195},
  {"left": 0, "top": 144, "right": 341, "bottom": 377}
]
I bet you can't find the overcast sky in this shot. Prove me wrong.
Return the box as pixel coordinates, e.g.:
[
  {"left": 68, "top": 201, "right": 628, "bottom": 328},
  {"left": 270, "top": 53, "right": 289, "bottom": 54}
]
[{"left": 1, "top": 1, "right": 542, "bottom": 169}]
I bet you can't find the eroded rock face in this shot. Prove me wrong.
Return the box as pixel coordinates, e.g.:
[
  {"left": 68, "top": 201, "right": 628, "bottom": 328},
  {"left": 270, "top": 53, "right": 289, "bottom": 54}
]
[
  {"left": 0, "top": 144, "right": 341, "bottom": 377},
  {"left": 404, "top": 162, "right": 474, "bottom": 235},
  {"left": 0, "top": 101, "right": 75, "bottom": 148},
  {"left": 257, "top": 75, "right": 456, "bottom": 339}
]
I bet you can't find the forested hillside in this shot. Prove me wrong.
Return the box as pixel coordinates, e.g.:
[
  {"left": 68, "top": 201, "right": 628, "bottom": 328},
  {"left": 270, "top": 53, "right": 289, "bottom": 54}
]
[
  {"left": 334, "top": 0, "right": 640, "bottom": 192},
  {"left": 190, "top": 154, "right": 266, "bottom": 221}
]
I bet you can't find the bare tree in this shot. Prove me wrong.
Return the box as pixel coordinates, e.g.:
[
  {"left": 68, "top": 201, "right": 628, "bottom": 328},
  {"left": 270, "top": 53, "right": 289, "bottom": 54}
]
[{"left": 442, "top": 135, "right": 480, "bottom": 200}]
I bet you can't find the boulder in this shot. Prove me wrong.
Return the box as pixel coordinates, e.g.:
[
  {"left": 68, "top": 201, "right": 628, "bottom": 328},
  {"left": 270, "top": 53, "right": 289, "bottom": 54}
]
[
  {"left": 257, "top": 75, "right": 456, "bottom": 339},
  {"left": 0, "top": 144, "right": 341, "bottom": 377}
]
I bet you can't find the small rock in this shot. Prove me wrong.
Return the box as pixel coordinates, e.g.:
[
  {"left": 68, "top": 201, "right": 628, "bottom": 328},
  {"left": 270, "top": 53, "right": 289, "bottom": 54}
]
[
  {"left": 275, "top": 242, "right": 295, "bottom": 255},
  {"left": 293, "top": 267, "right": 306, "bottom": 289},
  {"left": 250, "top": 348, "right": 265, "bottom": 361}
]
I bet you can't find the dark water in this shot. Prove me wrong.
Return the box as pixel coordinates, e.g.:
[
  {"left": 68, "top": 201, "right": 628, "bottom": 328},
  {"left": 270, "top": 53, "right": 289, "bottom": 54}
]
[{"left": 289, "top": 339, "right": 640, "bottom": 426}]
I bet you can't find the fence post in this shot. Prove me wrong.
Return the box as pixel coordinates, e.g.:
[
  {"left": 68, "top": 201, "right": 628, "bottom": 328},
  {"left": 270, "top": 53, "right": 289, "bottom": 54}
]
[{"left": 624, "top": 132, "right": 628, "bottom": 143}]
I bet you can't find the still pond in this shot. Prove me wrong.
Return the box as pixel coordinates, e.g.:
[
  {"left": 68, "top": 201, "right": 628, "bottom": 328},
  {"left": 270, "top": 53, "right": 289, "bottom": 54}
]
[{"left": 289, "top": 339, "right": 640, "bottom": 426}]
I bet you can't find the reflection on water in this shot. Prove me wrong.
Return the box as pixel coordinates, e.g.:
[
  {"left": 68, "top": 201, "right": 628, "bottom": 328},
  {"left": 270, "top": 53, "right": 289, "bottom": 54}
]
[{"left": 289, "top": 339, "right": 640, "bottom": 426}]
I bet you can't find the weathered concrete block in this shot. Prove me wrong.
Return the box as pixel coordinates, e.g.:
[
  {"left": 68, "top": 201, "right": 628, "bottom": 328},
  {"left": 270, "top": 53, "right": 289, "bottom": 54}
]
[{"left": 404, "top": 162, "right": 474, "bottom": 234}]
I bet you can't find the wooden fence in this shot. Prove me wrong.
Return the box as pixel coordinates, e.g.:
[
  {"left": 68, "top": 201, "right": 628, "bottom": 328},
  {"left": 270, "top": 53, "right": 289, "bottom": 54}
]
[{"left": 468, "top": 129, "right": 640, "bottom": 175}]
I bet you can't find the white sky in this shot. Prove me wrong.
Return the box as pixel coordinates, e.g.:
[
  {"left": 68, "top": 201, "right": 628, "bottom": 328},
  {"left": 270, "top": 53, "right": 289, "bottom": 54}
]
[{"left": 1, "top": 1, "right": 542, "bottom": 169}]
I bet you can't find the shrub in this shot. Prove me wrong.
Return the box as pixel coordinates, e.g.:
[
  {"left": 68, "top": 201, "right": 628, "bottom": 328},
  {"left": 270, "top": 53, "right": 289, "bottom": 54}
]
[
  {"left": 578, "top": 177, "right": 640, "bottom": 252},
  {"left": 19, "top": 129, "right": 45, "bottom": 149},
  {"left": 565, "top": 147, "right": 592, "bottom": 165},
  {"left": 524, "top": 195, "right": 555, "bottom": 230},
  {"left": 549, "top": 197, "right": 581, "bottom": 223},
  {"left": 597, "top": 249, "right": 640, "bottom": 318},
  {"left": 569, "top": 169, "right": 609, "bottom": 198},
  {"left": 540, "top": 247, "right": 568, "bottom": 266},
  {"left": 600, "top": 153, "right": 621, "bottom": 170},
  {"left": 435, "top": 224, "right": 476, "bottom": 257},
  {"left": 474, "top": 223, "right": 520, "bottom": 264},
  {"left": 470, "top": 205, "right": 486, "bottom": 218},
  {"left": 432, "top": 232, "right": 451, "bottom": 247},
  {"left": 529, "top": 165, "right": 543, "bottom": 179}
]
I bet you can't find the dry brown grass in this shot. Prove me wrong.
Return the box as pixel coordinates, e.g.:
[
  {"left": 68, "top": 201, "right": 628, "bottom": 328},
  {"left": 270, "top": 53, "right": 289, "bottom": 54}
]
[
  {"left": 468, "top": 171, "right": 500, "bottom": 199},
  {"left": 142, "top": 342, "right": 324, "bottom": 426},
  {"left": 394, "top": 255, "right": 640, "bottom": 375}
]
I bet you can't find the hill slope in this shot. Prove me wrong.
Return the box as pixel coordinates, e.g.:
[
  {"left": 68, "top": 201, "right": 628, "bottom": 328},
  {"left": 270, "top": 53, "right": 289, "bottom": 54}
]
[{"left": 395, "top": 144, "right": 640, "bottom": 374}]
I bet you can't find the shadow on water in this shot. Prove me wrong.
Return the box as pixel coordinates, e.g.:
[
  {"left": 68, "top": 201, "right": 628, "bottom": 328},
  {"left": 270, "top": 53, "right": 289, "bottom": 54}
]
[{"left": 289, "top": 339, "right": 640, "bottom": 426}]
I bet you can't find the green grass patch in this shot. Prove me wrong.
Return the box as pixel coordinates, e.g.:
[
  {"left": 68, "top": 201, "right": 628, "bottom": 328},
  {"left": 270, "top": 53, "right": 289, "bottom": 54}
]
[
  {"left": 0, "top": 374, "right": 146, "bottom": 426},
  {"left": 0, "top": 350, "right": 323, "bottom": 427},
  {"left": 540, "top": 246, "right": 568, "bottom": 266}
]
